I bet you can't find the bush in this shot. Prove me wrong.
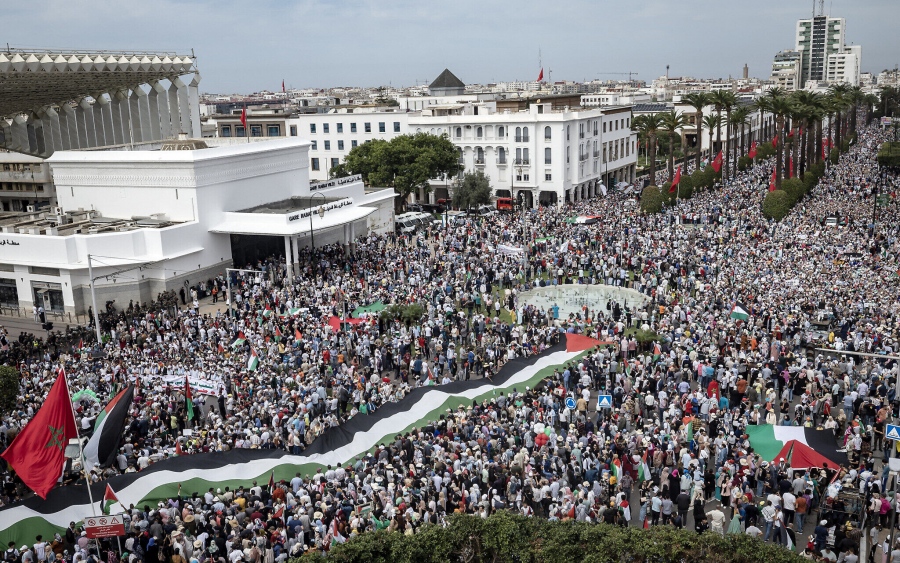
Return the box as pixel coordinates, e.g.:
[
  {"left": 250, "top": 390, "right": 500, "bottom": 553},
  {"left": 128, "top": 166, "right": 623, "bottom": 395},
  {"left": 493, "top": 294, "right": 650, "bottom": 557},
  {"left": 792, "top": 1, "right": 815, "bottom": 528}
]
[
  {"left": 755, "top": 142, "right": 775, "bottom": 160},
  {"left": 737, "top": 155, "right": 752, "bottom": 171},
  {"left": 294, "top": 513, "right": 812, "bottom": 563},
  {"left": 639, "top": 185, "right": 665, "bottom": 214},
  {"left": 676, "top": 175, "right": 694, "bottom": 199},
  {"left": 762, "top": 190, "right": 792, "bottom": 221},
  {"left": 0, "top": 366, "right": 18, "bottom": 417},
  {"left": 689, "top": 170, "right": 706, "bottom": 191},
  {"left": 780, "top": 178, "right": 806, "bottom": 204},
  {"left": 878, "top": 142, "right": 900, "bottom": 168}
]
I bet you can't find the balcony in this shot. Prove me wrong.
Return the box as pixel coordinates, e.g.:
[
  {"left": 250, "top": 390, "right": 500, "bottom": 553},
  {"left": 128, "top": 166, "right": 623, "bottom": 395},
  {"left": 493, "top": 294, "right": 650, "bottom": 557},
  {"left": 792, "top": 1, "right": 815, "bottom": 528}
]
[
  {"left": 475, "top": 158, "right": 485, "bottom": 165},
  {"left": 515, "top": 136, "right": 530, "bottom": 142},
  {"left": 497, "top": 159, "right": 507, "bottom": 166},
  {"left": 514, "top": 159, "right": 530, "bottom": 165}
]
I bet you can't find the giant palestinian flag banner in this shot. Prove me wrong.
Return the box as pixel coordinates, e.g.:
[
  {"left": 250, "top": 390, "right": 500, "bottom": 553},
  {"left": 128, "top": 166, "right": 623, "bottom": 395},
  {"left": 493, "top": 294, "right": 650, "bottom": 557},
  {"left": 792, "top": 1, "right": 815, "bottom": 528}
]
[
  {"left": 745, "top": 424, "right": 845, "bottom": 469},
  {"left": 0, "top": 334, "right": 602, "bottom": 546}
]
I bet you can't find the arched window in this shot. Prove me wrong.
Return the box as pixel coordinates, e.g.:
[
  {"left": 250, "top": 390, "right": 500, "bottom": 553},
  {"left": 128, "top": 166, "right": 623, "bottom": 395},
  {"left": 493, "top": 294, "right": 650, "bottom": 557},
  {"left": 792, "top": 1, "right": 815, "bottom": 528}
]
[
  {"left": 544, "top": 147, "right": 552, "bottom": 164},
  {"left": 522, "top": 127, "right": 529, "bottom": 141},
  {"left": 455, "top": 127, "right": 462, "bottom": 138},
  {"left": 498, "top": 126, "right": 505, "bottom": 138},
  {"left": 476, "top": 147, "right": 484, "bottom": 163},
  {"left": 544, "top": 126, "right": 551, "bottom": 140},
  {"left": 515, "top": 127, "right": 522, "bottom": 141},
  {"left": 523, "top": 148, "right": 530, "bottom": 163},
  {"left": 515, "top": 148, "right": 522, "bottom": 163},
  {"left": 498, "top": 147, "right": 506, "bottom": 164},
  {"left": 476, "top": 126, "right": 483, "bottom": 138}
]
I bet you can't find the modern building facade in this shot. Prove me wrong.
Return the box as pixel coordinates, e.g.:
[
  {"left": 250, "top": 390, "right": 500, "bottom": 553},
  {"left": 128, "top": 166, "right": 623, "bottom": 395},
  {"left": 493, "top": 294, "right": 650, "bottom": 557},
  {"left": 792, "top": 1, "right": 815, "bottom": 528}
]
[
  {"left": 796, "top": 15, "right": 846, "bottom": 87},
  {"left": 0, "top": 152, "right": 56, "bottom": 212},
  {"left": 771, "top": 51, "right": 803, "bottom": 91}
]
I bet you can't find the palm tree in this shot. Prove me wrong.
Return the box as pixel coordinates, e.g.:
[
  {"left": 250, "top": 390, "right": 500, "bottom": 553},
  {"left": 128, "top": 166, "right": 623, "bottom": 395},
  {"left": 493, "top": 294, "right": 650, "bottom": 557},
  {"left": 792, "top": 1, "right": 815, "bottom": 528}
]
[
  {"left": 769, "top": 95, "right": 792, "bottom": 190},
  {"left": 754, "top": 97, "right": 772, "bottom": 148},
  {"left": 710, "top": 90, "right": 737, "bottom": 178},
  {"left": 829, "top": 83, "right": 851, "bottom": 150},
  {"left": 863, "top": 93, "right": 879, "bottom": 126},
  {"left": 848, "top": 85, "right": 864, "bottom": 135},
  {"left": 702, "top": 114, "right": 721, "bottom": 171},
  {"left": 660, "top": 111, "right": 687, "bottom": 181},
  {"left": 633, "top": 113, "right": 666, "bottom": 185},
  {"left": 764, "top": 87, "right": 787, "bottom": 141},
  {"left": 729, "top": 106, "right": 752, "bottom": 173},
  {"left": 682, "top": 92, "right": 711, "bottom": 172},
  {"left": 791, "top": 91, "right": 823, "bottom": 173}
]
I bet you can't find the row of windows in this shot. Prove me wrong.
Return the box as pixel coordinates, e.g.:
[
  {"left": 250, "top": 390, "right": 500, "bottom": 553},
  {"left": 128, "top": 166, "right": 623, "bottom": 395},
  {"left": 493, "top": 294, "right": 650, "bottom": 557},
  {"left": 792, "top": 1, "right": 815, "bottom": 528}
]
[
  {"left": 220, "top": 124, "right": 283, "bottom": 138},
  {"left": 310, "top": 157, "right": 340, "bottom": 171},
  {"left": 310, "top": 122, "right": 401, "bottom": 134},
  {"left": 311, "top": 140, "right": 358, "bottom": 151}
]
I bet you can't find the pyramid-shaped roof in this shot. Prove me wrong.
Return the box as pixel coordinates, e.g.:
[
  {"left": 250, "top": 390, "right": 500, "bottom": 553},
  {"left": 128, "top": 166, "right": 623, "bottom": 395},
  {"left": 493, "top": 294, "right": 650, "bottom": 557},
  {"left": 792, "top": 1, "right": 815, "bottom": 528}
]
[{"left": 429, "top": 69, "right": 465, "bottom": 89}]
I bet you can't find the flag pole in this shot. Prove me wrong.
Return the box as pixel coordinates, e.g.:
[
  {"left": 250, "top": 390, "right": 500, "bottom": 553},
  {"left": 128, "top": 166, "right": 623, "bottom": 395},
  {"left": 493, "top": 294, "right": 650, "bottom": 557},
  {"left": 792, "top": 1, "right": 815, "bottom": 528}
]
[{"left": 63, "top": 368, "right": 98, "bottom": 514}]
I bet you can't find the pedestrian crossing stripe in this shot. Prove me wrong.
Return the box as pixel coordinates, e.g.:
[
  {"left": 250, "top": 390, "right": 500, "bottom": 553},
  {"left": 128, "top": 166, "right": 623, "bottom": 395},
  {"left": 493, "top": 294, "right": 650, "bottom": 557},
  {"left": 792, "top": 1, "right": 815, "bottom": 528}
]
[
  {"left": 597, "top": 395, "right": 612, "bottom": 408},
  {"left": 886, "top": 424, "right": 900, "bottom": 441}
]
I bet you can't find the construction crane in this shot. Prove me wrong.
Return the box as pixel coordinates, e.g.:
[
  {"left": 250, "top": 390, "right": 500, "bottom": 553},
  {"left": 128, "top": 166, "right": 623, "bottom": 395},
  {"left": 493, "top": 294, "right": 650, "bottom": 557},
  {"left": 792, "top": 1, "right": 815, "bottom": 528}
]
[{"left": 597, "top": 72, "right": 639, "bottom": 81}]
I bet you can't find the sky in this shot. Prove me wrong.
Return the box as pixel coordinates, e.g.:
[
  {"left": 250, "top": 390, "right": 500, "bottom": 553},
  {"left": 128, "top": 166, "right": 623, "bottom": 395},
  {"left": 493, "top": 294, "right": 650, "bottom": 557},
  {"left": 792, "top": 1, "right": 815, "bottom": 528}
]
[{"left": 6, "top": 0, "right": 899, "bottom": 93}]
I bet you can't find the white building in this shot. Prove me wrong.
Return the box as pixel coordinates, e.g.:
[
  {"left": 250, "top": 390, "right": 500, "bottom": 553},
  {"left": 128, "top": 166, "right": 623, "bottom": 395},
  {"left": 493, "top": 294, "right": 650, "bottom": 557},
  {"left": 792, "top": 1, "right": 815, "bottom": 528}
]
[
  {"left": 825, "top": 45, "right": 861, "bottom": 86},
  {"left": 771, "top": 50, "right": 803, "bottom": 91},
  {"left": 796, "top": 15, "right": 847, "bottom": 87},
  {"left": 0, "top": 137, "right": 394, "bottom": 315}
]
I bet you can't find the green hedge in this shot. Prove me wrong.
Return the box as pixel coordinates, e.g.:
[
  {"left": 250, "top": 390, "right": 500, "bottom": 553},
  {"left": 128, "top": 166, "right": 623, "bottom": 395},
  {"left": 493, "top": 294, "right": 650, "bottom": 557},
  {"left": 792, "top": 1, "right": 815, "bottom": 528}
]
[
  {"left": 878, "top": 142, "right": 900, "bottom": 168},
  {"left": 763, "top": 190, "right": 792, "bottom": 221},
  {"left": 293, "top": 513, "right": 810, "bottom": 563},
  {"left": 737, "top": 155, "right": 752, "bottom": 171},
  {"left": 780, "top": 178, "right": 806, "bottom": 204},
  {"left": 755, "top": 143, "right": 775, "bottom": 160},
  {"left": 640, "top": 185, "right": 665, "bottom": 213}
]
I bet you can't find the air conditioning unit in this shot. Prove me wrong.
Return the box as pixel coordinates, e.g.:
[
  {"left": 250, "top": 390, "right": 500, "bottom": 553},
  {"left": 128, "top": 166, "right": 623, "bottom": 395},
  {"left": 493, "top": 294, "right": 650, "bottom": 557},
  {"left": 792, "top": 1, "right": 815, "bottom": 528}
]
[{"left": 26, "top": 205, "right": 35, "bottom": 213}]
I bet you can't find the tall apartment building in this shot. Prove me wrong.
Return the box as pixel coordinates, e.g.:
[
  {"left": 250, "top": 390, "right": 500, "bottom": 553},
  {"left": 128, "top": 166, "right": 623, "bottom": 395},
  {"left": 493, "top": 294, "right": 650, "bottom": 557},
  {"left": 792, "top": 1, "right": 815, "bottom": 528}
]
[{"left": 796, "top": 15, "right": 846, "bottom": 86}]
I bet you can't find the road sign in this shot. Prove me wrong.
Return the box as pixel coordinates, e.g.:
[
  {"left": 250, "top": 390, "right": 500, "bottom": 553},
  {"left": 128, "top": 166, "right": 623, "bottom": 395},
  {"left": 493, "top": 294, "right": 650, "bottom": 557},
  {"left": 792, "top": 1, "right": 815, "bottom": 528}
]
[
  {"left": 597, "top": 395, "right": 613, "bottom": 409},
  {"left": 886, "top": 424, "right": 900, "bottom": 441},
  {"left": 565, "top": 397, "right": 576, "bottom": 410},
  {"left": 84, "top": 514, "right": 125, "bottom": 538}
]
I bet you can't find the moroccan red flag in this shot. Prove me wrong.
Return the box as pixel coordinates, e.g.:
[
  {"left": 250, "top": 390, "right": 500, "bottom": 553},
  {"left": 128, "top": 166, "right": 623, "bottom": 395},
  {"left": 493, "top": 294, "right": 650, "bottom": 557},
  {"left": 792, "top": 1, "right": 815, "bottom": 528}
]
[
  {"left": 240, "top": 106, "right": 248, "bottom": 128},
  {"left": 789, "top": 157, "right": 794, "bottom": 178},
  {"left": 821, "top": 144, "right": 826, "bottom": 160},
  {"left": 748, "top": 141, "right": 757, "bottom": 159},
  {"left": 711, "top": 151, "right": 723, "bottom": 173},
  {"left": 769, "top": 168, "right": 776, "bottom": 192},
  {"left": 537, "top": 68, "right": 544, "bottom": 82},
  {"left": 788, "top": 129, "right": 794, "bottom": 138},
  {"left": 1, "top": 369, "right": 77, "bottom": 498},
  {"left": 772, "top": 135, "right": 779, "bottom": 148},
  {"left": 669, "top": 166, "right": 681, "bottom": 193}
]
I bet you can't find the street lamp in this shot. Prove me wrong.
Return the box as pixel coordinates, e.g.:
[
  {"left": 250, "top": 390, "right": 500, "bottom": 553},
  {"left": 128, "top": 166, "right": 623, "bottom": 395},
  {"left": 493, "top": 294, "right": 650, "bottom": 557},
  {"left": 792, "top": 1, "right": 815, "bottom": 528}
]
[{"left": 309, "top": 191, "right": 327, "bottom": 251}]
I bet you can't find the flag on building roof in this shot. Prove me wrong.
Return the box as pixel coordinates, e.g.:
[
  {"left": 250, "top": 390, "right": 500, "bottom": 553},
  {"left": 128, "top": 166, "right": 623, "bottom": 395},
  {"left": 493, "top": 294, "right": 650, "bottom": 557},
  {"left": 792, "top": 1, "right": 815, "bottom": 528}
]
[
  {"left": 537, "top": 68, "right": 543, "bottom": 82},
  {"left": 248, "top": 348, "right": 260, "bottom": 372},
  {"left": 84, "top": 384, "right": 135, "bottom": 471},
  {"left": 184, "top": 376, "right": 195, "bottom": 421},
  {"left": 101, "top": 484, "right": 121, "bottom": 515},
  {"left": 0, "top": 368, "right": 77, "bottom": 499},
  {"left": 729, "top": 302, "right": 750, "bottom": 321},
  {"left": 240, "top": 105, "right": 247, "bottom": 129},
  {"left": 711, "top": 150, "right": 723, "bottom": 173}
]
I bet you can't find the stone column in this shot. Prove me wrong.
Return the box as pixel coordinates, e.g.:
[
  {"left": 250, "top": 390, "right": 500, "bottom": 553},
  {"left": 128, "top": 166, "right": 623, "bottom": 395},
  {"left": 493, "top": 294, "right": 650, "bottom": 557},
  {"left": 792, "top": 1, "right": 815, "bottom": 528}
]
[
  {"left": 167, "top": 80, "right": 182, "bottom": 136},
  {"left": 284, "top": 236, "right": 293, "bottom": 283},
  {"left": 149, "top": 81, "right": 168, "bottom": 140},
  {"left": 76, "top": 99, "right": 95, "bottom": 148},
  {"left": 129, "top": 87, "right": 146, "bottom": 144},
  {"left": 173, "top": 76, "right": 192, "bottom": 137},
  {"left": 60, "top": 104, "right": 80, "bottom": 149},
  {"left": 94, "top": 95, "right": 111, "bottom": 147},
  {"left": 40, "top": 108, "right": 63, "bottom": 154},
  {"left": 188, "top": 74, "right": 202, "bottom": 139},
  {"left": 291, "top": 235, "right": 300, "bottom": 275}
]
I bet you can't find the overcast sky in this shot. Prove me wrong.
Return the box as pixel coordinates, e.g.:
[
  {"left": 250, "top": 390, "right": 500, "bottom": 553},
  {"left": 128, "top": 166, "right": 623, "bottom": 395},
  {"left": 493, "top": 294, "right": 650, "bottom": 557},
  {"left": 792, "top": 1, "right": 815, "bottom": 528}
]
[{"left": 7, "top": 0, "right": 898, "bottom": 93}]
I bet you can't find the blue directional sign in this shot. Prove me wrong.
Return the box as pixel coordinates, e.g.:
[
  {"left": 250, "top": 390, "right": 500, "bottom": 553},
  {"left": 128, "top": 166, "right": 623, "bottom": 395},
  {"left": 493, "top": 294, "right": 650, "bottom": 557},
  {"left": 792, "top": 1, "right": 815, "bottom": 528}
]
[
  {"left": 565, "top": 397, "right": 576, "bottom": 410},
  {"left": 886, "top": 424, "right": 900, "bottom": 441},
  {"left": 597, "top": 395, "right": 613, "bottom": 409}
]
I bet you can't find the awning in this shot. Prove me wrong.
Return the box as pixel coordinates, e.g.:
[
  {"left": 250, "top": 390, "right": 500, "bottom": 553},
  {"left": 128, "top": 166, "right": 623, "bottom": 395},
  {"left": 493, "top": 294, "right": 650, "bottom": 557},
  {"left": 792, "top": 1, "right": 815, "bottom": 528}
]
[{"left": 209, "top": 206, "right": 376, "bottom": 236}]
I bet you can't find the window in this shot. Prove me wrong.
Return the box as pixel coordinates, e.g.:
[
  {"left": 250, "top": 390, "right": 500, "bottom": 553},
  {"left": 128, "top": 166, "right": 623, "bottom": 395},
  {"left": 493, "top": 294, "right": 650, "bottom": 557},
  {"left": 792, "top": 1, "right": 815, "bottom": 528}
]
[
  {"left": 236, "top": 126, "right": 246, "bottom": 137},
  {"left": 324, "top": 140, "right": 331, "bottom": 150},
  {"left": 250, "top": 125, "right": 263, "bottom": 137},
  {"left": 603, "top": 122, "right": 607, "bottom": 133},
  {"left": 498, "top": 147, "right": 506, "bottom": 164},
  {"left": 476, "top": 126, "right": 483, "bottom": 138},
  {"left": 267, "top": 125, "right": 281, "bottom": 137},
  {"left": 221, "top": 125, "right": 232, "bottom": 137},
  {"left": 456, "top": 127, "right": 462, "bottom": 138},
  {"left": 593, "top": 120, "right": 598, "bottom": 136},
  {"left": 626, "top": 118, "right": 630, "bottom": 127},
  {"left": 365, "top": 122, "right": 372, "bottom": 133},
  {"left": 476, "top": 147, "right": 484, "bottom": 164},
  {"left": 544, "top": 147, "right": 552, "bottom": 164},
  {"left": 603, "top": 144, "right": 607, "bottom": 163},
  {"left": 312, "top": 158, "right": 320, "bottom": 171},
  {"left": 579, "top": 123, "right": 585, "bottom": 139},
  {"left": 522, "top": 127, "right": 529, "bottom": 141},
  {"left": 351, "top": 140, "right": 358, "bottom": 148},
  {"left": 625, "top": 141, "right": 629, "bottom": 157},
  {"left": 311, "top": 140, "right": 317, "bottom": 150},
  {"left": 378, "top": 122, "right": 385, "bottom": 133},
  {"left": 498, "top": 126, "right": 505, "bottom": 138},
  {"left": 394, "top": 122, "right": 400, "bottom": 133},
  {"left": 544, "top": 126, "right": 551, "bottom": 140},
  {"left": 331, "top": 158, "right": 339, "bottom": 168},
  {"left": 338, "top": 140, "right": 344, "bottom": 150},
  {"left": 615, "top": 120, "right": 619, "bottom": 131},
  {"left": 337, "top": 123, "right": 343, "bottom": 133},
  {"left": 290, "top": 125, "right": 297, "bottom": 137},
  {"left": 566, "top": 125, "right": 570, "bottom": 141},
  {"left": 310, "top": 124, "right": 317, "bottom": 134},
  {"left": 545, "top": 173, "right": 552, "bottom": 181},
  {"left": 323, "top": 123, "right": 330, "bottom": 134},
  {"left": 515, "top": 127, "right": 521, "bottom": 141},
  {"left": 351, "top": 123, "right": 357, "bottom": 133}
]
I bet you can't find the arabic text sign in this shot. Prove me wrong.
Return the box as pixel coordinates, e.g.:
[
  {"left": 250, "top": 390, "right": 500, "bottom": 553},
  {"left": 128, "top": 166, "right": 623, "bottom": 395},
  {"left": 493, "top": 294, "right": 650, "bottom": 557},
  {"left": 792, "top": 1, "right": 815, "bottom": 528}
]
[
  {"left": 85, "top": 514, "right": 126, "bottom": 538},
  {"left": 286, "top": 198, "right": 354, "bottom": 223},
  {"left": 160, "top": 375, "right": 223, "bottom": 396}
]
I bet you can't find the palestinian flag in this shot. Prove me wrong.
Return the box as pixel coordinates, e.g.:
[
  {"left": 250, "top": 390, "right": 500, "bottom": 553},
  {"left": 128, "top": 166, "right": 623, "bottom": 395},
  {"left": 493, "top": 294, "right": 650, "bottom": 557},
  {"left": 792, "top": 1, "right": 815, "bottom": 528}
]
[
  {"left": 745, "top": 425, "right": 844, "bottom": 470},
  {"left": 184, "top": 377, "right": 195, "bottom": 421},
  {"left": 274, "top": 326, "right": 283, "bottom": 342},
  {"left": 84, "top": 384, "right": 135, "bottom": 471},
  {"left": 0, "top": 336, "right": 596, "bottom": 547},
  {"left": 637, "top": 452, "right": 651, "bottom": 483},
  {"left": 611, "top": 458, "right": 622, "bottom": 483},
  {"left": 685, "top": 418, "right": 694, "bottom": 444},
  {"left": 230, "top": 331, "right": 247, "bottom": 348},
  {"left": 263, "top": 303, "right": 273, "bottom": 317},
  {"left": 652, "top": 342, "right": 662, "bottom": 362},
  {"left": 729, "top": 302, "right": 750, "bottom": 321},
  {"left": 247, "top": 348, "right": 260, "bottom": 371},
  {"left": 101, "top": 484, "right": 121, "bottom": 515},
  {"left": 294, "top": 328, "right": 302, "bottom": 342}
]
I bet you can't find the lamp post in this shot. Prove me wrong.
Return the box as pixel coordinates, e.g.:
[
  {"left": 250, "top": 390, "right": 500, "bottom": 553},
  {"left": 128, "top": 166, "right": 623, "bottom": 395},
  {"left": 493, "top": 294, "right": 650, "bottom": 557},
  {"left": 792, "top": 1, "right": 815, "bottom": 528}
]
[{"left": 308, "top": 191, "right": 327, "bottom": 251}]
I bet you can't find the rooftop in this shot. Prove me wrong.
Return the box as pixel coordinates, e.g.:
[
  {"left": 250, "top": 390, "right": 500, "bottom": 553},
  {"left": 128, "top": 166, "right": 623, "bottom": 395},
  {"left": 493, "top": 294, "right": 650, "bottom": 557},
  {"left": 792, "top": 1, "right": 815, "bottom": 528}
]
[
  {"left": 429, "top": 69, "right": 465, "bottom": 90},
  {"left": 0, "top": 208, "right": 179, "bottom": 237}
]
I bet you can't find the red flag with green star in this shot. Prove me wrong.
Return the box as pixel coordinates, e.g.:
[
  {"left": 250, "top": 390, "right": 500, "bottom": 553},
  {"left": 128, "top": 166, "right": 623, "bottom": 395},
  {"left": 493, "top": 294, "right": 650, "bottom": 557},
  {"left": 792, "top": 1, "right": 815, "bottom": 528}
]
[{"left": 1, "top": 368, "right": 77, "bottom": 498}]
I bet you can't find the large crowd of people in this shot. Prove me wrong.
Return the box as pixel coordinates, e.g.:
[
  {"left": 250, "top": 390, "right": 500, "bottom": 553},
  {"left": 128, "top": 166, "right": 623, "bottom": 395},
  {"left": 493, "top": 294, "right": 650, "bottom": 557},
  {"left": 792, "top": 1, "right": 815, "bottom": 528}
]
[{"left": 2, "top": 122, "right": 900, "bottom": 563}]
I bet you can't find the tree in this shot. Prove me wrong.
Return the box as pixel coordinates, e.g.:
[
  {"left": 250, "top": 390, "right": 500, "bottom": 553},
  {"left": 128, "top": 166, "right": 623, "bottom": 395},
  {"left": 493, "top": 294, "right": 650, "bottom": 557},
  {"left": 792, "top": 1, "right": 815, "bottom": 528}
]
[
  {"left": 633, "top": 113, "right": 665, "bottom": 184},
  {"left": 762, "top": 190, "right": 792, "bottom": 221},
  {"left": 0, "top": 365, "right": 19, "bottom": 417},
  {"left": 710, "top": 90, "right": 737, "bottom": 179},
  {"left": 702, "top": 114, "right": 721, "bottom": 170},
  {"left": 682, "top": 92, "right": 711, "bottom": 172},
  {"left": 337, "top": 133, "right": 460, "bottom": 208},
  {"left": 452, "top": 170, "right": 492, "bottom": 211},
  {"left": 660, "top": 111, "right": 686, "bottom": 182},
  {"left": 639, "top": 185, "right": 665, "bottom": 214},
  {"left": 769, "top": 93, "right": 792, "bottom": 190},
  {"left": 829, "top": 83, "right": 851, "bottom": 153},
  {"left": 729, "top": 106, "right": 751, "bottom": 175}
]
